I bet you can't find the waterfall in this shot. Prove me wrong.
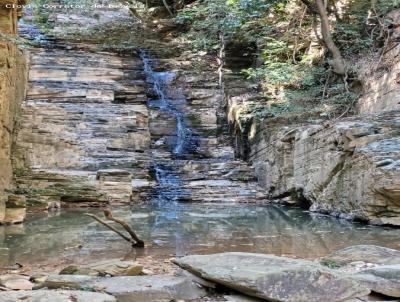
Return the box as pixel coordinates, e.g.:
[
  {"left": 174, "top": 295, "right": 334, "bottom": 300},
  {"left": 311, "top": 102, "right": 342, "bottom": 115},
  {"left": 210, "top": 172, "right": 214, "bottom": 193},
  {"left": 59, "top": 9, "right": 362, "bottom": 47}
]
[{"left": 140, "top": 50, "right": 194, "bottom": 157}]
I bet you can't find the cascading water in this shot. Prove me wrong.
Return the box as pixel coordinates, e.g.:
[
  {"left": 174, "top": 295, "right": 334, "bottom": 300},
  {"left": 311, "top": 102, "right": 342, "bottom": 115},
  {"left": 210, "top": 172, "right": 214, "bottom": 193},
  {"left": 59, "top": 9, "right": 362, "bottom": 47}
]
[
  {"left": 140, "top": 51, "right": 195, "bottom": 157},
  {"left": 140, "top": 51, "right": 194, "bottom": 206}
]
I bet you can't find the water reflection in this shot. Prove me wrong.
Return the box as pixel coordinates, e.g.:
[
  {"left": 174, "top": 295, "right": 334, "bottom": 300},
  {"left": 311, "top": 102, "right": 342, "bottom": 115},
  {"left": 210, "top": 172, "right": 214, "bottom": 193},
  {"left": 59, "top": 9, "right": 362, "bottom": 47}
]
[{"left": 1, "top": 204, "right": 399, "bottom": 267}]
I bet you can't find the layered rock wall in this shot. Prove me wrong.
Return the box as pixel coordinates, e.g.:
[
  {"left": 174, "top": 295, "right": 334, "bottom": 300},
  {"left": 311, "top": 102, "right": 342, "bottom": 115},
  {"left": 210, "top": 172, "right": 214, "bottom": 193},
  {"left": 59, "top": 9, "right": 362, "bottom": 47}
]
[
  {"left": 248, "top": 111, "right": 400, "bottom": 225},
  {"left": 13, "top": 47, "right": 152, "bottom": 207},
  {"left": 0, "top": 1, "right": 28, "bottom": 222}
]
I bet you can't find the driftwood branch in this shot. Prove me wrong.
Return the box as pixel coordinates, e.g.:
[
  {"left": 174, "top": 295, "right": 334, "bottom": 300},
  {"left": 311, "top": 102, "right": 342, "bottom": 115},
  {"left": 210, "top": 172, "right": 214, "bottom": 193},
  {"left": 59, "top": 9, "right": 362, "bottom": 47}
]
[
  {"left": 84, "top": 209, "right": 145, "bottom": 248},
  {"left": 103, "top": 209, "right": 145, "bottom": 247}
]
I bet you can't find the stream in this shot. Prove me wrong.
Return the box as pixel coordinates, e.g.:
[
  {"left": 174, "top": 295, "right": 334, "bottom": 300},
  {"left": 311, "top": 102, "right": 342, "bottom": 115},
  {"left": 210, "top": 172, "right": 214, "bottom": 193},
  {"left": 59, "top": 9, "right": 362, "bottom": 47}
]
[{"left": 1, "top": 204, "right": 400, "bottom": 268}]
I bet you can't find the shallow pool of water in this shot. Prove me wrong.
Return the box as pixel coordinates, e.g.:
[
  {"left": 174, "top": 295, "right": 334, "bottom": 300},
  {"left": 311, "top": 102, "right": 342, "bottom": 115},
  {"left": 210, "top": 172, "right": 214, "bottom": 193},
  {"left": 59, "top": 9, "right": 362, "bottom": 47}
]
[{"left": 1, "top": 203, "right": 399, "bottom": 269}]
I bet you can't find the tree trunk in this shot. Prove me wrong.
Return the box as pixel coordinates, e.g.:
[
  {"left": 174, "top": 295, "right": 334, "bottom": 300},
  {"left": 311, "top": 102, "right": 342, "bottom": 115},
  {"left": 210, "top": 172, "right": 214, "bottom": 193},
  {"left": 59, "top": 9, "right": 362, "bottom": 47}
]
[{"left": 315, "top": 0, "right": 346, "bottom": 75}]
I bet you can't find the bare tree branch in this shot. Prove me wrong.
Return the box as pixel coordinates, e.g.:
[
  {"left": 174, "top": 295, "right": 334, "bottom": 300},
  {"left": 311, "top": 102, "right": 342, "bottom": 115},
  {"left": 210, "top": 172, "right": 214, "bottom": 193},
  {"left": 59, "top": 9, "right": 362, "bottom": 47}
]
[
  {"left": 85, "top": 209, "right": 145, "bottom": 248},
  {"left": 103, "top": 209, "right": 145, "bottom": 247}
]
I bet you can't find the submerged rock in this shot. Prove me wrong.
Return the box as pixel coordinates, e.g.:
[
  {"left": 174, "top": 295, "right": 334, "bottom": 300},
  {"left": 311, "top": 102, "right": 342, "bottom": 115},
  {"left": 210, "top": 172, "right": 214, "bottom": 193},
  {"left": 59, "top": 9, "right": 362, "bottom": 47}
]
[
  {"left": 59, "top": 259, "right": 143, "bottom": 276},
  {"left": 43, "top": 275, "right": 206, "bottom": 302},
  {"left": 321, "top": 245, "right": 400, "bottom": 267},
  {"left": 350, "top": 265, "right": 400, "bottom": 298},
  {"left": 174, "top": 252, "right": 370, "bottom": 302},
  {"left": 0, "top": 290, "right": 116, "bottom": 302}
]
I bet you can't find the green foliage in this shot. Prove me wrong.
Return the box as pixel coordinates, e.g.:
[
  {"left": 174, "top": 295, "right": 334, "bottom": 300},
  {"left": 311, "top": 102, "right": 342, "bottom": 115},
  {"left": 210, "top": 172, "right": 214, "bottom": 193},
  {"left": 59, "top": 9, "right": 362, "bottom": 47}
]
[
  {"left": 177, "top": 0, "right": 391, "bottom": 120},
  {"left": 176, "top": 0, "right": 282, "bottom": 51},
  {"left": 320, "top": 259, "right": 341, "bottom": 269}
]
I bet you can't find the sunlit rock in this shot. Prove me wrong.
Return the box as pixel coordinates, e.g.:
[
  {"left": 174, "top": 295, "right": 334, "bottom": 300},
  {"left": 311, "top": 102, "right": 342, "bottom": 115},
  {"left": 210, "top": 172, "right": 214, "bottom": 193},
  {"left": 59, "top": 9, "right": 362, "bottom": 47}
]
[
  {"left": 175, "top": 252, "right": 370, "bottom": 302},
  {"left": 248, "top": 111, "right": 400, "bottom": 225}
]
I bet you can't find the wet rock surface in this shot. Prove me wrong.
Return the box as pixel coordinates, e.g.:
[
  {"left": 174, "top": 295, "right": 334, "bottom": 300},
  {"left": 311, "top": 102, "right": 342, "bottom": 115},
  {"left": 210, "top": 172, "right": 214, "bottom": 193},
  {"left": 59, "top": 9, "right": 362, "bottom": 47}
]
[{"left": 175, "top": 252, "right": 370, "bottom": 302}]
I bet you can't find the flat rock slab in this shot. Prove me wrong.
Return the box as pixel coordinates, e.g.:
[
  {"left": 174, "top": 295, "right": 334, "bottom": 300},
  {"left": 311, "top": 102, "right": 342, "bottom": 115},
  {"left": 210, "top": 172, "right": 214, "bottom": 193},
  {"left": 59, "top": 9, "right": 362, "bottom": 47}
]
[
  {"left": 0, "top": 290, "right": 116, "bottom": 302},
  {"left": 43, "top": 274, "right": 206, "bottom": 302},
  {"left": 0, "top": 274, "right": 33, "bottom": 290},
  {"left": 174, "top": 252, "right": 370, "bottom": 302},
  {"left": 59, "top": 259, "right": 143, "bottom": 276},
  {"left": 321, "top": 245, "right": 400, "bottom": 267},
  {"left": 350, "top": 265, "right": 400, "bottom": 298}
]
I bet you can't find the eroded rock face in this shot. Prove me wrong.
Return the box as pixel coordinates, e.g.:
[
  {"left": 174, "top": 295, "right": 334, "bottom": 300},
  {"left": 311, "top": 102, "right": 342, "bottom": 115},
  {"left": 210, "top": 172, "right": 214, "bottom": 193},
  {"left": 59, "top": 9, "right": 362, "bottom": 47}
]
[
  {"left": 248, "top": 111, "right": 400, "bottom": 225},
  {"left": 174, "top": 252, "right": 370, "bottom": 302},
  {"left": 0, "top": 1, "right": 28, "bottom": 222},
  {"left": 0, "top": 290, "right": 116, "bottom": 302}
]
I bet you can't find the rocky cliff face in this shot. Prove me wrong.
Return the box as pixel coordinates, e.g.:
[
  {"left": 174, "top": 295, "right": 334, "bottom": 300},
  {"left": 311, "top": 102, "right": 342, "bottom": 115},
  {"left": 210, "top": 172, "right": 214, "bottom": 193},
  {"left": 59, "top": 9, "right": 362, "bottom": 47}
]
[
  {"left": 13, "top": 46, "right": 152, "bottom": 207},
  {"left": 357, "top": 9, "right": 400, "bottom": 114},
  {"left": 0, "top": 1, "right": 28, "bottom": 223},
  {"left": 248, "top": 111, "right": 400, "bottom": 225},
  {"left": 224, "top": 15, "right": 400, "bottom": 226},
  {"left": 10, "top": 7, "right": 264, "bottom": 209}
]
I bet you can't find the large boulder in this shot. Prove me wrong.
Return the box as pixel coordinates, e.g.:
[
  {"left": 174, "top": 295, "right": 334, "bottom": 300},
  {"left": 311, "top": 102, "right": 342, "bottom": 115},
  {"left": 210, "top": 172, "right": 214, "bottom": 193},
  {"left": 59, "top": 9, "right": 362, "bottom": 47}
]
[
  {"left": 350, "top": 265, "right": 400, "bottom": 298},
  {"left": 321, "top": 245, "right": 400, "bottom": 267},
  {"left": 174, "top": 252, "right": 370, "bottom": 302},
  {"left": 59, "top": 259, "right": 143, "bottom": 276},
  {"left": 0, "top": 290, "right": 116, "bottom": 302},
  {"left": 43, "top": 275, "right": 206, "bottom": 302}
]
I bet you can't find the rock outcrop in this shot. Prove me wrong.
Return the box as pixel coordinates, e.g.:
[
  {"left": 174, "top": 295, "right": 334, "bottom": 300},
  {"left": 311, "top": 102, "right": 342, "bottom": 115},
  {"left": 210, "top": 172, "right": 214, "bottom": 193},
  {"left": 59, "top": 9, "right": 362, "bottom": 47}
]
[
  {"left": 175, "top": 252, "right": 370, "bottom": 302},
  {"left": 0, "top": 1, "right": 28, "bottom": 223},
  {"left": 245, "top": 111, "right": 400, "bottom": 225},
  {"left": 13, "top": 46, "right": 152, "bottom": 206}
]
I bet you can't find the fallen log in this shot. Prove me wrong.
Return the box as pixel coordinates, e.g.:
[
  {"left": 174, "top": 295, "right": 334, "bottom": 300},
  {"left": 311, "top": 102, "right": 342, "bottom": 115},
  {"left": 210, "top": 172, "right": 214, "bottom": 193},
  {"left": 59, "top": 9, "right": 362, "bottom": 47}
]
[{"left": 84, "top": 209, "right": 145, "bottom": 248}]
